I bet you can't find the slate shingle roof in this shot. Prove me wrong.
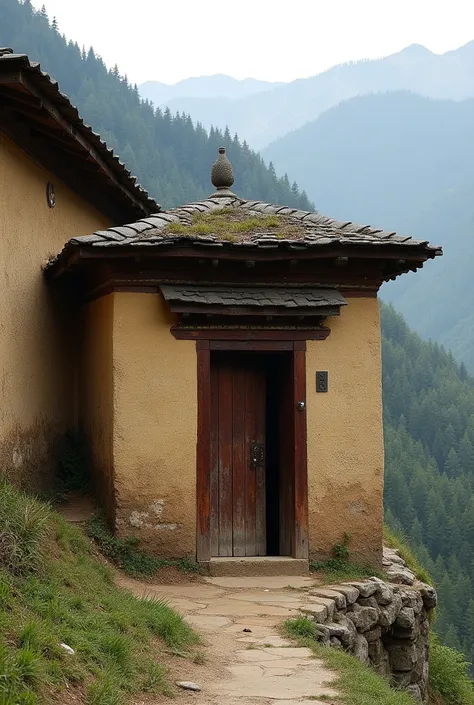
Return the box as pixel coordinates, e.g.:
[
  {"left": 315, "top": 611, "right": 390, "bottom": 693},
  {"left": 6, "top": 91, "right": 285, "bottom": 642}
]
[
  {"left": 160, "top": 285, "right": 348, "bottom": 309},
  {"left": 0, "top": 48, "right": 158, "bottom": 214},
  {"left": 62, "top": 194, "right": 442, "bottom": 257}
]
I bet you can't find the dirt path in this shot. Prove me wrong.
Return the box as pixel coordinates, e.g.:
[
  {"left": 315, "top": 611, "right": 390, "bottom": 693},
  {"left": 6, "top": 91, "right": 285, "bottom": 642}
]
[{"left": 117, "top": 573, "right": 339, "bottom": 705}]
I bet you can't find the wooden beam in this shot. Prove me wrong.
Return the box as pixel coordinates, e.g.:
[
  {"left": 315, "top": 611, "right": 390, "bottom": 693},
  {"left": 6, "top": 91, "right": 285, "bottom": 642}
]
[
  {"left": 75, "top": 244, "right": 432, "bottom": 264},
  {"left": 20, "top": 73, "right": 148, "bottom": 215},
  {"left": 0, "top": 108, "right": 131, "bottom": 222},
  {"left": 0, "top": 71, "right": 22, "bottom": 85},
  {"left": 171, "top": 328, "right": 330, "bottom": 341},
  {"left": 0, "top": 85, "right": 42, "bottom": 110},
  {"left": 293, "top": 347, "right": 309, "bottom": 559},
  {"left": 209, "top": 341, "right": 294, "bottom": 351}
]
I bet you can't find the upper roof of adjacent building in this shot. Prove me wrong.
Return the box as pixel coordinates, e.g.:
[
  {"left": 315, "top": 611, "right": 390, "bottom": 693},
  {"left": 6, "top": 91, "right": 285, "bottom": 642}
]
[{"left": 0, "top": 48, "right": 158, "bottom": 221}]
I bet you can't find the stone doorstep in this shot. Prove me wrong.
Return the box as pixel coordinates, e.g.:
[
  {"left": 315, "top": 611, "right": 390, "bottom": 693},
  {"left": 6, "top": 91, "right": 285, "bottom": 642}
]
[{"left": 206, "top": 556, "right": 310, "bottom": 577}]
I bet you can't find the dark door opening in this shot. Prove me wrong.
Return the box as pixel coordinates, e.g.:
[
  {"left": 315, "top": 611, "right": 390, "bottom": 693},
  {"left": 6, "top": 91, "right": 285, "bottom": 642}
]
[{"left": 209, "top": 351, "right": 294, "bottom": 558}]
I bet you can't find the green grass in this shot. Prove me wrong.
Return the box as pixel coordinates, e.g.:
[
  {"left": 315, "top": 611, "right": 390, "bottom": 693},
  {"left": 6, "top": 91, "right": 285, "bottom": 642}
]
[
  {"left": 310, "top": 534, "right": 383, "bottom": 583},
  {"left": 310, "top": 558, "right": 382, "bottom": 584},
  {"left": 86, "top": 514, "right": 203, "bottom": 577},
  {"left": 0, "top": 483, "right": 51, "bottom": 576},
  {"left": 383, "top": 525, "right": 433, "bottom": 585},
  {"left": 284, "top": 617, "right": 416, "bottom": 705},
  {"left": 429, "top": 635, "right": 474, "bottom": 705},
  {"left": 284, "top": 617, "right": 474, "bottom": 705},
  {"left": 0, "top": 483, "right": 199, "bottom": 704},
  {"left": 163, "top": 207, "right": 303, "bottom": 239}
]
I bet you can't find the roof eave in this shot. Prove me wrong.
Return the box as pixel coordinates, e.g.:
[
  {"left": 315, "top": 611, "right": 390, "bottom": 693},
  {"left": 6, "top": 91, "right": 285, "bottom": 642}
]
[
  {"left": 0, "top": 53, "right": 158, "bottom": 219},
  {"left": 44, "top": 239, "right": 441, "bottom": 283}
]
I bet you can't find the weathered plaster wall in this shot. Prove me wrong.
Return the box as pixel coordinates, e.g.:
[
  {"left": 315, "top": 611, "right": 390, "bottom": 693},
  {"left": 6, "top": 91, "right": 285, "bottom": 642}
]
[
  {"left": 306, "top": 296, "right": 384, "bottom": 566},
  {"left": 0, "top": 134, "right": 110, "bottom": 489},
  {"left": 112, "top": 292, "right": 197, "bottom": 557},
  {"left": 81, "top": 295, "right": 114, "bottom": 519}
]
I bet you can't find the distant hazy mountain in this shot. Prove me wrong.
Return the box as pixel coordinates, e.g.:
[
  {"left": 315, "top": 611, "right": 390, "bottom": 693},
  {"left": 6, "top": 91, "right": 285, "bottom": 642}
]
[
  {"left": 140, "top": 42, "right": 474, "bottom": 149},
  {"left": 139, "top": 74, "right": 282, "bottom": 106},
  {"left": 263, "top": 91, "right": 474, "bottom": 370}
]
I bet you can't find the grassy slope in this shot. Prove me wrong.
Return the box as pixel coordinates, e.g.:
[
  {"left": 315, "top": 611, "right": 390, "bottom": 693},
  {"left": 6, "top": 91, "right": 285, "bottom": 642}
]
[
  {"left": 0, "top": 484, "right": 198, "bottom": 705},
  {"left": 284, "top": 618, "right": 415, "bottom": 705},
  {"left": 285, "top": 617, "right": 474, "bottom": 705},
  {"left": 383, "top": 526, "right": 433, "bottom": 585}
]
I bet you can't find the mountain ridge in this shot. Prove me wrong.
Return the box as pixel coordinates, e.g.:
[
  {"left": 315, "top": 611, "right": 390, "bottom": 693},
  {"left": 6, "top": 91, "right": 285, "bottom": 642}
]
[
  {"left": 139, "top": 73, "right": 283, "bottom": 106},
  {"left": 138, "top": 40, "right": 474, "bottom": 149},
  {"left": 262, "top": 90, "right": 474, "bottom": 371}
]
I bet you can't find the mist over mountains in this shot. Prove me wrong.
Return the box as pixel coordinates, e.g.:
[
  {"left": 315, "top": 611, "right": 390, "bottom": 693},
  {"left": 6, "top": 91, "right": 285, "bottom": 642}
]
[
  {"left": 139, "top": 41, "right": 474, "bottom": 149},
  {"left": 140, "top": 74, "right": 283, "bottom": 106},
  {"left": 140, "top": 43, "right": 474, "bottom": 371},
  {"left": 262, "top": 91, "right": 474, "bottom": 371}
]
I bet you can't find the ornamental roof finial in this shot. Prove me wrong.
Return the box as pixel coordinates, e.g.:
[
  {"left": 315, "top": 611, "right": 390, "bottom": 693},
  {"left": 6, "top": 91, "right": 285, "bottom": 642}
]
[{"left": 210, "top": 147, "right": 236, "bottom": 197}]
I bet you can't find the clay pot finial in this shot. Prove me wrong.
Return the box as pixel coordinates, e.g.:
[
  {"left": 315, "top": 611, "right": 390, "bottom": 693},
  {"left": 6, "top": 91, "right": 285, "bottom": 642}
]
[{"left": 211, "top": 147, "right": 235, "bottom": 191}]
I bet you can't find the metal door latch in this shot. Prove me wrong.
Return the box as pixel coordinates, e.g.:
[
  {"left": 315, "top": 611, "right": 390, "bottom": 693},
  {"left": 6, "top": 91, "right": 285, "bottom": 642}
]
[
  {"left": 250, "top": 442, "right": 264, "bottom": 468},
  {"left": 297, "top": 401, "right": 305, "bottom": 411}
]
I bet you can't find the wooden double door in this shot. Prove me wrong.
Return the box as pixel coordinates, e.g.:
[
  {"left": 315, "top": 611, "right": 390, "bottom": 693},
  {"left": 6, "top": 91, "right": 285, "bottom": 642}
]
[{"left": 207, "top": 350, "right": 306, "bottom": 558}]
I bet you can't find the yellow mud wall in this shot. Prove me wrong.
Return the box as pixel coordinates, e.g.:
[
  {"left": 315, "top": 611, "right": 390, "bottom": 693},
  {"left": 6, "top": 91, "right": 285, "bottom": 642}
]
[
  {"left": 306, "top": 297, "right": 384, "bottom": 567},
  {"left": 81, "top": 295, "right": 114, "bottom": 518},
  {"left": 112, "top": 292, "right": 197, "bottom": 557},
  {"left": 0, "top": 134, "right": 110, "bottom": 489}
]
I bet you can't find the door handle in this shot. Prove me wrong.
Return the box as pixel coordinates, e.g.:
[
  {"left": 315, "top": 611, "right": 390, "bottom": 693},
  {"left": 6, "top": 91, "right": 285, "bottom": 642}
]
[{"left": 250, "top": 442, "right": 264, "bottom": 469}]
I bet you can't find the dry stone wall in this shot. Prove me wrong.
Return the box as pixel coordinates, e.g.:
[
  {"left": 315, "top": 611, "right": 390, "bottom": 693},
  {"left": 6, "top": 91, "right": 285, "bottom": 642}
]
[{"left": 301, "top": 547, "right": 437, "bottom": 702}]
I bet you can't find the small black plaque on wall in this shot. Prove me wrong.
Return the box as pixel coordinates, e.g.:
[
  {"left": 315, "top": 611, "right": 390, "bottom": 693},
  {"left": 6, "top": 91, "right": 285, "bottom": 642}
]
[{"left": 316, "top": 371, "right": 328, "bottom": 393}]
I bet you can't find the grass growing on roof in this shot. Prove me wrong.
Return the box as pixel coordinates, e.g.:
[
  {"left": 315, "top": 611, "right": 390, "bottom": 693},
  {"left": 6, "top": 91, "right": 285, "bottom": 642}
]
[
  {"left": 284, "top": 617, "right": 417, "bottom": 705},
  {"left": 0, "top": 482, "right": 199, "bottom": 704},
  {"left": 163, "top": 207, "right": 305, "bottom": 239}
]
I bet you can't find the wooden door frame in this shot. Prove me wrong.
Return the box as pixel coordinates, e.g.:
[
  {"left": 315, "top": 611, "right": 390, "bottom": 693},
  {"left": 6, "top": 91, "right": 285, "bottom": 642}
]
[{"left": 196, "top": 338, "right": 308, "bottom": 562}]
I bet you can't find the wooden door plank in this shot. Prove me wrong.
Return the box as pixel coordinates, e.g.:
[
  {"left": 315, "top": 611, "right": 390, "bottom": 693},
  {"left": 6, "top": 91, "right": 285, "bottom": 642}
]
[
  {"left": 218, "top": 362, "right": 233, "bottom": 556},
  {"left": 209, "top": 358, "right": 220, "bottom": 557},
  {"left": 232, "top": 365, "right": 246, "bottom": 556},
  {"left": 244, "top": 364, "right": 257, "bottom": 556},
  {"left": 279, "top": 354, "right": 294, "bottom": 556},
  {"left": 255, "top": 363, "right": 267, "bottom": 556},
  {"left": 293, "top": 349, "right": 309, "bottom": 559},
  {"left": 196, "top": 342, "right": 211, "bottom": 562}
]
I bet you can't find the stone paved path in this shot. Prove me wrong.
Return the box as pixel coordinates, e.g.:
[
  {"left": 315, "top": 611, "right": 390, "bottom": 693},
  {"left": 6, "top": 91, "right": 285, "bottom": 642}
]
[{"left": 117, "top": 574, "right": 339, "bottom": 705}]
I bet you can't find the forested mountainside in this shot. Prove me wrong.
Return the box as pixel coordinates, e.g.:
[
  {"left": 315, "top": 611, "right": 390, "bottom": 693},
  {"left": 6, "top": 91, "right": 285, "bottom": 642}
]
[
  {"left": 382, "top": 304, "right": 474, "bottom": 668},
  {"left": 264, "top": 91, "right": 474, "bottom": 372},
  {"left": 0, "top": 0, "right": 311, "bottom": 211},
  {"left": 140, "top": 41, "right": 474, "bottom": 149}
]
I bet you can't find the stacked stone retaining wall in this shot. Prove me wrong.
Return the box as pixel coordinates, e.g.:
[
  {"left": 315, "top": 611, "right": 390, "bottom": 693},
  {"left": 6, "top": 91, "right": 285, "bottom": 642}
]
[{"left": 300, "top": 547, "right": 437, "bottom": 702}]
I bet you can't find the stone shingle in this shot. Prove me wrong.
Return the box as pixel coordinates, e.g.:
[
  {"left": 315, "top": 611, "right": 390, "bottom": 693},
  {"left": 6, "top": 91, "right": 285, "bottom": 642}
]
[
  {"left": 49, "top": 194, "right": 442, "bottom": 266},
  {"left": 160, "top": 285, "right": 348, "bottom": 310}
]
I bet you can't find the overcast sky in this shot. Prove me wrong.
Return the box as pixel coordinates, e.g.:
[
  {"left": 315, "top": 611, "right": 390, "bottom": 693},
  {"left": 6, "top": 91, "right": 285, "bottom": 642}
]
[{"left": 32, "top": 0, "right": 474, "bottom": 85}]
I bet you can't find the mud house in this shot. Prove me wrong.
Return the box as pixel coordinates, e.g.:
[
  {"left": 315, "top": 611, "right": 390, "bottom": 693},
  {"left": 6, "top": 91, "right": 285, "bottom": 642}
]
[
  {"left": 0, "top": 48, "right": 156, "bottom": 489},
  {"left": 1, "top": 49, "right": 441, "bottom": 573}
]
